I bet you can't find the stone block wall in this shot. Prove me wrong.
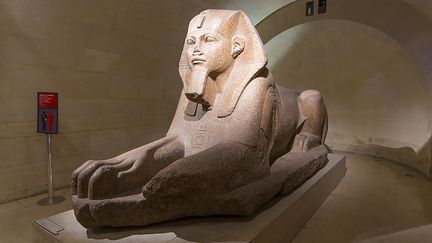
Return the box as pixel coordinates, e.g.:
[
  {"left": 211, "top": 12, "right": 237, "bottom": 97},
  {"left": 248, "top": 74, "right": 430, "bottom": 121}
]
[
  {"left": 0, "top": 0, "right": 281, "bottom": 204},
  {"left": 0, "top": 0, "right": 210, "bottom": 203},
  {"left": 2, "top": 0, "right": 431, "bottom": 203}
]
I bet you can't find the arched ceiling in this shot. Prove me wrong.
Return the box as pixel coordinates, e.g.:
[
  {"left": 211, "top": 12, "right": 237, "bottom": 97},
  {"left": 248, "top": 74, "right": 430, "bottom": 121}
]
[
  {"left": 251, "top": 0, "right": 432, "bottom": 176},
  {"left": 255, "top": 0, "right": 432, "bottom": 129}
]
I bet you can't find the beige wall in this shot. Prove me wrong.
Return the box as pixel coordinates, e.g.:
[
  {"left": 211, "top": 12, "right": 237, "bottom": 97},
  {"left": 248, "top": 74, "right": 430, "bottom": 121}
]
[
  {"left": 1, "top": 0, "right": 431, "bottom": 203},
  {"left": 405, "top": 0, "right": 432, "bottom": 20},
  {"left": 0, "top": 0, "right": 294, "bottom": 204},
  {"left": 0, "top": 0, "right": 202, "bottom": 203},
  {"left": 265, "top": 20, "right": 431, "bottom": 175},
  {"left": 258, "top": 0, "right": 432, "bottom": 177}
]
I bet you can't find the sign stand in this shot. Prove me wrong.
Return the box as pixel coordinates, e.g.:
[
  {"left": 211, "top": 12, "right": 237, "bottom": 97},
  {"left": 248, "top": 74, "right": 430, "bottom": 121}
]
[
  {"left": 36, "top": 92, "right": 64, "bottom": 206},
  {"left": 37, "top": 134, "right": 65, "bottom": 206}
]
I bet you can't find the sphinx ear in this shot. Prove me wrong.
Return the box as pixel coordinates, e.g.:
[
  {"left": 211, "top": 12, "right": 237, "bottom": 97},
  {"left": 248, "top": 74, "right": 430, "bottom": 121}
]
[{"left": 232, "top": 36, "right": 245, "bottom": 58}]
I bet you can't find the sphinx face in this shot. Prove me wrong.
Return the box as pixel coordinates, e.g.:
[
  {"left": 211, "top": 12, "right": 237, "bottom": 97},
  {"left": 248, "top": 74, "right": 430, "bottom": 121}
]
[
  {"left": 184, "top": 28, "right": 234, "bottom": 106},
  {"left": 186, "top": 29, "right": 233, "bottom": 74}
]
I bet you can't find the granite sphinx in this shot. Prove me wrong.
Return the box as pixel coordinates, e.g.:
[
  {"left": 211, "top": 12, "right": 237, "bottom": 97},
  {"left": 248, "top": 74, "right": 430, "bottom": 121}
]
[{"left": 71, "top": 9, "right": 329, "bottom": 228}]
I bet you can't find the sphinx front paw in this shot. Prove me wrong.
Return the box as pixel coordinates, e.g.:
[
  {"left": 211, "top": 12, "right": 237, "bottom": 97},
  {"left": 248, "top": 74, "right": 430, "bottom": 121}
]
[{"left": 72, "top": 196, "right": 99, "bottom": 228}]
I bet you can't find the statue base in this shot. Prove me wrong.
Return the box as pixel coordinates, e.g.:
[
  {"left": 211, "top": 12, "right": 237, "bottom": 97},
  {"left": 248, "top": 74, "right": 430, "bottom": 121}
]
[{"left": 33, "top": 154, "right": 346, "bottom": 243}]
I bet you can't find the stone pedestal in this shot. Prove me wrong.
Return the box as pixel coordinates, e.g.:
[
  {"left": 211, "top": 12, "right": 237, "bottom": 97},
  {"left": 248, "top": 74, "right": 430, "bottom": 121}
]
[{"left": 33, "top": 154, "right": 346, "bottom": 243}]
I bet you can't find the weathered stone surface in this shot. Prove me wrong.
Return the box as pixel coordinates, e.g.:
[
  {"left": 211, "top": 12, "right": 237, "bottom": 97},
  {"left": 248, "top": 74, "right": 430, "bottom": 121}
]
[
  {"left": 72, "top": 9, "right": 329, "bottom": 228},
  {"left": 36, "top": 154, "right": 346, "bottom": 243}
]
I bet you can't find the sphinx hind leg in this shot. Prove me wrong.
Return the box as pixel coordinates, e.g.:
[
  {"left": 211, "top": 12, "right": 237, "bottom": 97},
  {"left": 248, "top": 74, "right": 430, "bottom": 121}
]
[{"left": 291, "top": 90, "right": 327, "bottom": 152}]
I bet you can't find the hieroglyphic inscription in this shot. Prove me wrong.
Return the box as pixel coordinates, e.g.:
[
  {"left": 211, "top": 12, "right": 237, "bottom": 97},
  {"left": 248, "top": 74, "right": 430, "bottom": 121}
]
[{"left": 192, "top": 121, "right": 207, "bottom": 149}]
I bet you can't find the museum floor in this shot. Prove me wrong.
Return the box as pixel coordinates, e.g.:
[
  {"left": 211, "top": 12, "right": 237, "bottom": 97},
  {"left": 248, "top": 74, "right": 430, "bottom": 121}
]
[{"left": 0, "top": 154, "right": 431, "bottom": 243}]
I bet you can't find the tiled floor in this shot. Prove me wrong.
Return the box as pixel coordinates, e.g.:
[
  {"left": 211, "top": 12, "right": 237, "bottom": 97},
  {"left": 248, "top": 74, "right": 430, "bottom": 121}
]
[{"left": 0, "top": 154, "right": 431, "bottom": 243}]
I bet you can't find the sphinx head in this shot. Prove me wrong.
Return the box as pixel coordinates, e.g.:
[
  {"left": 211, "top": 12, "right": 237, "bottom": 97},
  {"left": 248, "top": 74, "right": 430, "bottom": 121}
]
[
  {"left": 186, "top": 11, "right": 245, "bottom": 75},
  {"left": 179, "top": 10, "right": 267, "bottom": 116},
  {"left": 182, "top": 10, "right": 244, "bottom": 106}
]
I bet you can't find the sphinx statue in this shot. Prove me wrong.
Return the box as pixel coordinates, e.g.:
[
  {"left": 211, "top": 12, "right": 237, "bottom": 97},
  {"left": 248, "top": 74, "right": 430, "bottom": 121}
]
[{"left": 71, "top": 9, "right": 328, "bottom": 228}]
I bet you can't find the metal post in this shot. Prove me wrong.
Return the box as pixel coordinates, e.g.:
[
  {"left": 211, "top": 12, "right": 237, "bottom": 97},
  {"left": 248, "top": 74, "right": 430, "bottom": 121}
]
[
  {"left": 47, "top": 134, "right": 53, "bottom": 199},
  {"left": 37, "top": 134, "right": 65, "bottom": 206}
]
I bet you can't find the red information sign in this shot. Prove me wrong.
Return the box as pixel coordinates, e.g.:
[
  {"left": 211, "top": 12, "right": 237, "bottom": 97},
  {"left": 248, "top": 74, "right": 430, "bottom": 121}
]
[
  {"left": 38, "top": 93, "right": 58, "bottom": 109},
  {"left": 37, "top": 92, "right": 59, "bottom": 134}
]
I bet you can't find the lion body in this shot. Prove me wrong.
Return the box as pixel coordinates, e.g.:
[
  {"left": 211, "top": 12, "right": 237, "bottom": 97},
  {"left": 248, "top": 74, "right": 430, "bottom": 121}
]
[
  {"left": 71, "top": 9, "right": 328, "bottom": 228},
  {"left": 168, "top": 68, "right": 326, "bottom": 164}
]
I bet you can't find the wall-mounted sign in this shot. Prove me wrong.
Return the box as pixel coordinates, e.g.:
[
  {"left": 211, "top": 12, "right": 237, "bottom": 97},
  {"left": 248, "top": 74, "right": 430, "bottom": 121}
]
[
  {"left": 37, "top": 92, "right": 58, "bottom": 134},
  {"left": 318, "top": 0, "right": 327, "bottom": 14},
  {"left": 306, "top": 0, "right": 314, "bottom": 16}
]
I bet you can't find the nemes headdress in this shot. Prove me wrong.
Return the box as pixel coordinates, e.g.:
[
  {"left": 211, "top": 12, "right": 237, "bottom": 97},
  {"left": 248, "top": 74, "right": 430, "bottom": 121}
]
[{"left": 178, "top": 9, "right": 268, "bottom": 118}]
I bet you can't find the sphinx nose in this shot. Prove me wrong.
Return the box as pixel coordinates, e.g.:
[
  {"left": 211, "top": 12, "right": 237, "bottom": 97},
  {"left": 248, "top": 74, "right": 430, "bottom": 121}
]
[
  {"left": 192, "top": 41, "right": 203, "bottom": 54},
  {"left": 192, "top": 46, "right": 202, "bottom": 55}
]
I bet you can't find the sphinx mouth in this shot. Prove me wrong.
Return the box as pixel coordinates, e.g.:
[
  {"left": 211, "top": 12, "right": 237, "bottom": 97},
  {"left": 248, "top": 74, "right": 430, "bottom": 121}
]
[{"left": 191, "top": 57, "right": 205, "bottom": 64}]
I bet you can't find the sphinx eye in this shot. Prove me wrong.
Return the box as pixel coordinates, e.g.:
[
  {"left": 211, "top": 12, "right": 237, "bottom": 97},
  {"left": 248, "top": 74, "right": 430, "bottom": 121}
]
[
  {"left": 186, "top": 39, "right": 195, "bottom": 45},
  {"left": 205, "top": 36, "right": 217, "bottom": 42}
]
